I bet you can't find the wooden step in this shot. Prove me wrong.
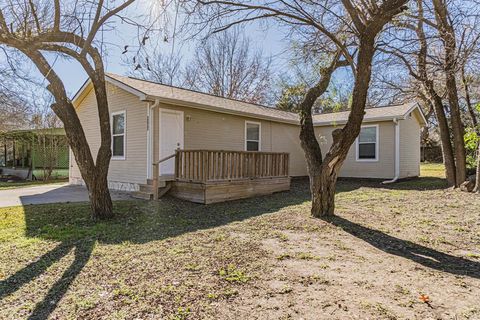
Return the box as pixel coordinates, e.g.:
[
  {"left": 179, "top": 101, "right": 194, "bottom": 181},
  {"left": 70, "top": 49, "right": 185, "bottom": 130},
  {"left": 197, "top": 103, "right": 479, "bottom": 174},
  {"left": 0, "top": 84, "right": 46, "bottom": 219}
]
[
  {"left": 140, "top": 182, "right": 166, "bottom": 192},
  {"left": 132, "top": 191, "right": 153, "bottom": 200},
  {"left": 134, "top": 182, "right": 172, "bottom": 201}
]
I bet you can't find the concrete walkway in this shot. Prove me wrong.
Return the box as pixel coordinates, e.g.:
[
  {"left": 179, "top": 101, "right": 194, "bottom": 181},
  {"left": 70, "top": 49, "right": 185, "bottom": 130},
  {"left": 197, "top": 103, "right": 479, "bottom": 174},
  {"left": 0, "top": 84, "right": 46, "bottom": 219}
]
[{"left": 0, "top": 183, "right": 132, "bottom": 207}]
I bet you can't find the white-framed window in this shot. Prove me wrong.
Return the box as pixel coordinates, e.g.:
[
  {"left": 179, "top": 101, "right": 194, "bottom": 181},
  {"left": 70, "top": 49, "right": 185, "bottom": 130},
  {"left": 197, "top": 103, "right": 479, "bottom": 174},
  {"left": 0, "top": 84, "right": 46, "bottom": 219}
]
[
  {"left": 245, "top": 121, "right": 261, "bottom": 151},
  {"left": 356, "top": 125, "right": 378, "bottom": 161},
  {"left": 111, "top": 111, "right": 126, "bottom": 160}
]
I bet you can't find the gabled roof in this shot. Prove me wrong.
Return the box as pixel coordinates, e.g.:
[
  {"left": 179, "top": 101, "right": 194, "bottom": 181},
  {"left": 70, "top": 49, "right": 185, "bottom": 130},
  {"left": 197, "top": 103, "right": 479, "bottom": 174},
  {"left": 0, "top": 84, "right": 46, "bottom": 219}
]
[
  {"left": 105, "top": 73, "right": 299, "bottom": 124},
  {"left": 312, "top": 102, "right": 427, "bottom": 126},
  {"left": 72, "top": 73, "right": 426, "bottom": 127}
]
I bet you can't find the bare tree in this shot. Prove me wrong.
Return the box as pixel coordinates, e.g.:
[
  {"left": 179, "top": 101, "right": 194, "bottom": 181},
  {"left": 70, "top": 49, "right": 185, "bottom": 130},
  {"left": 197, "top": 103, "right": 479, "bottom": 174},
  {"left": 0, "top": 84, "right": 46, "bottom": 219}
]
[
  {"left": 431, "top": 0, "right": 467, "bottom": 186},
  {"left": 186, "top": 0, "right": 409, "bottom": 217},
  {"left": 184, "top": 29, "right": 272, "bottom": 104},
  {"left": 0, "top": 0, "right": 136, "bottom": 219},
  {"left": 378, "top": 0, "right": 480, "bottom": 187},
  {"left": 128, "top": 49, "right": 184, "bottom": 86},
  {"left": 0, "top": 66, "right": 31, "bottom": 131}
]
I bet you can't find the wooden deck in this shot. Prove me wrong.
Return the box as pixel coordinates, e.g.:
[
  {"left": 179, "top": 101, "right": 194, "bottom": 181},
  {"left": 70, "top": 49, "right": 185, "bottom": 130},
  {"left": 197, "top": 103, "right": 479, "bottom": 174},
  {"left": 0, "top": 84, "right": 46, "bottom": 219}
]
[{"left": 167, "top": 150, "right": 291, "bottom": 204}]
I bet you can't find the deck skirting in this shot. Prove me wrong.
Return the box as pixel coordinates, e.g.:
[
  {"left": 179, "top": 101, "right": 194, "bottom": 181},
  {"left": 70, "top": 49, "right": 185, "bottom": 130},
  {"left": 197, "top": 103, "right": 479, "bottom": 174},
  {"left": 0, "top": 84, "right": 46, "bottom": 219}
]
[{"left": 170, "top": 177, "right": 291, "bottom": 204}]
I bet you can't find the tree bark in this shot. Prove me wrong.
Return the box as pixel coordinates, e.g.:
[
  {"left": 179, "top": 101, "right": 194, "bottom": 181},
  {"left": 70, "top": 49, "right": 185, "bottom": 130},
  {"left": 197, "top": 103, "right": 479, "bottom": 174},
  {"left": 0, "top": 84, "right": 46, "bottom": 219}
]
[
  {"left": 425, "top": 85, "right": 457, "bottom": 186},
  {"left": 432, "top": 0, "right": 467, "bottom": 185},
  {"left": 415, "top": 0, "right": 456, "bottom": 186},
  {"left": 311, "top": 33, "right": 377, "bottom": 217},
  {"left": 462, "top": 67, "right": 478, "bottom": 131},
  {"left": 297, "top": 53, "right": 346, "bottom": 217},
  {"left": 21, "top": 48, "right": 114, "bottom": 219}
]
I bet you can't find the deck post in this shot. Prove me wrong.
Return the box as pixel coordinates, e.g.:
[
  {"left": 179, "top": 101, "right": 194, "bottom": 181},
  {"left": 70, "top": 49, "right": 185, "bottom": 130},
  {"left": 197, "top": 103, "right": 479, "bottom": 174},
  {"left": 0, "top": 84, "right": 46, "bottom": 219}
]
[{"left": 153, "top": 162, "right": 159, "bottom": 200}]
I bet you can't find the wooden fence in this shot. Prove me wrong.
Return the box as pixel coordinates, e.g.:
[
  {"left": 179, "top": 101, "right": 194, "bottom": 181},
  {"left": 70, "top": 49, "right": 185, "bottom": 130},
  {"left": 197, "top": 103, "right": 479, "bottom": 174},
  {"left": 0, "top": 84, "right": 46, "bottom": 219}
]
[{"left": 175, "top": 150, "right": 289, "bottom": 183}]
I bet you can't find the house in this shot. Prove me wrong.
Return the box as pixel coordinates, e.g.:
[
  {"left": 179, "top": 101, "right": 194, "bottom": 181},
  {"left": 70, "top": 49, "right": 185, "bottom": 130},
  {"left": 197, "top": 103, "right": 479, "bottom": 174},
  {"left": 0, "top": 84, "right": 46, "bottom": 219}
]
[
  {"left": 0, "top": 128, "right": 69, "bottom": 180},
  {"left": 70, "top": 74, "right": 427, "bottom": 203}
]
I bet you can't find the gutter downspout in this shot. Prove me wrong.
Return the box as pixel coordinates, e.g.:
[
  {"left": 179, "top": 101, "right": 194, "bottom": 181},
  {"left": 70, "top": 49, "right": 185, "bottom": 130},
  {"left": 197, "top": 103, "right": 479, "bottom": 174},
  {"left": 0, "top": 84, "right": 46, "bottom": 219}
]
[
  {"left": 383, "top": 118, "right": 400, "bottom": 184},
  {"left": 147, "top": 99, "right": 160, "bottom": 179}
]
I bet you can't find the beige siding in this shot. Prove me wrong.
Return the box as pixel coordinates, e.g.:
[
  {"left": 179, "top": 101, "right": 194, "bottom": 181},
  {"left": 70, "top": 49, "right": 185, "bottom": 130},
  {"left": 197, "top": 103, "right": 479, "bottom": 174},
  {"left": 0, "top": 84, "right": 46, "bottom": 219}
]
[
  {"left": 399, "top": 113, "right": 421, "bottom": 178},
  {"left": 152, "top": 103, "right": 307, "bottom": 176},
  {"left": 69, "top": 83, "right": 148, "bottom": 189},
  {"left": 71, "top": 85, "right": 421, "bottom": 186},
  {"left": 314, "top": 122, "right": 396, "bottom": 179}
]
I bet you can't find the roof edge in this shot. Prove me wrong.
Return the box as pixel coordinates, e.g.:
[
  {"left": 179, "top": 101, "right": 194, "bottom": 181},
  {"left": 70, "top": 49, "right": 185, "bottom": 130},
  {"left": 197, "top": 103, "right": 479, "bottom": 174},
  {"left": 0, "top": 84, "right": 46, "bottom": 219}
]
[{"left": 147, "top": 95, "right": 299, "bottom": 125}]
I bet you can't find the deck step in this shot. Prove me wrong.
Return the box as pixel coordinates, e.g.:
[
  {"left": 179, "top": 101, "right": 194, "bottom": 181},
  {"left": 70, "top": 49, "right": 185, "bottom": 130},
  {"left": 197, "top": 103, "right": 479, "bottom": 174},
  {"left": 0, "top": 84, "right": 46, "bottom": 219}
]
[
  {"left": 140, "top": 182, "right": 166, "bottom": 192},
  {"left": 135, "top": 182, "right": 172, "bottom": 201},
  {"left": 132, "top": 191, "right": 153, "bottom": 200}
]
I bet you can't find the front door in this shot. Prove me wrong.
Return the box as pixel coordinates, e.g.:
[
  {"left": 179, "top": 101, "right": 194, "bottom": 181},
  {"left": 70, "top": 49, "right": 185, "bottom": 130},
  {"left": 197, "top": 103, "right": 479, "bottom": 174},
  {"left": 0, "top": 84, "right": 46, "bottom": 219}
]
[{"left": 159, "top": 109, "right": 184, "bottom": 176}]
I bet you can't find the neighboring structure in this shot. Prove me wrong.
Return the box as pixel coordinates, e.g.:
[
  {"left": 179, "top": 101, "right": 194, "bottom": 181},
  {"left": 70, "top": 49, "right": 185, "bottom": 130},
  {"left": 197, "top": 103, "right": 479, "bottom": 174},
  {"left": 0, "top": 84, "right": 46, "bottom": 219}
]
[
  {"left": 70, "top": 74, "right": 427, "bottom": 203},
  {"left": 0, "top": 128, "right": 69, "bottom": 180}
]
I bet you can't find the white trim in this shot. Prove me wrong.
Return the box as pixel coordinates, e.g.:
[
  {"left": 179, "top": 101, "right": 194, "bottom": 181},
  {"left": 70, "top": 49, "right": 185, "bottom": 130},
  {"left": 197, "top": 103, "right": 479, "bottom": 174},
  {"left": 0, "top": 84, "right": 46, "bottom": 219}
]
[
  {"left": 106, "top": 76, "right": 148, "bottom": 100},
  {"left": 158, "top": 108, "right": 184, "bottom": 174},
  {"left": 245, "top": 121, "right": 261, "bottom": 151},
  {"left": 383, "top": 119, "right": 401, "bottom": 184},
  {"left": 111, "top": 110, "right": 126, "bottom": 160},
  {"left": 147, "top": 100, "right": 160, "bottom": 179},
  {"left": 355, "top": 124, "right": 379, "bottom": 162},
  {"left": 405, "top": 103, "right": 428, "bottom": 126}
]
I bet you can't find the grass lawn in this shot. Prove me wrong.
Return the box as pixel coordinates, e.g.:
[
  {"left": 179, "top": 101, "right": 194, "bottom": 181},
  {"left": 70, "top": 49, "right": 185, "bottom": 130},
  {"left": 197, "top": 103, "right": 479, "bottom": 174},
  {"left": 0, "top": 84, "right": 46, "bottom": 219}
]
[
  {"left": 0, "top": 179, "right": 68, "bottom": 191},
  {"left": 1, "top": 164, "right": 479, "bottom": 319}
]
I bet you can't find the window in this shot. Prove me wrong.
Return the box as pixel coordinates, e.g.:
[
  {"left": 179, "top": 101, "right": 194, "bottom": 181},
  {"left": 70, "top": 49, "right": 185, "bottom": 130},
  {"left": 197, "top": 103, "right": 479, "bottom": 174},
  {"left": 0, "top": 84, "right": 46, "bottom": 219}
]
[
  {"left": 356, "top": 125, "right": 378, "bottom": 161},
  {"left": 245, "top": 121, "right": 261, "bottom": 151},
  {"left": 112, "top": 111, "right": 126, "bottom": 159}
]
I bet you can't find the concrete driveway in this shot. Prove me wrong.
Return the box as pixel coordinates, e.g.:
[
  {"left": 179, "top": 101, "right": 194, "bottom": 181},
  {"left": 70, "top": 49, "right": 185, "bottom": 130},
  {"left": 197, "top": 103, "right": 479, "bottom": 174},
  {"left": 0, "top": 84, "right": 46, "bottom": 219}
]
[{"left": 0, "top": 183, "right": 132, "bottom": 207}]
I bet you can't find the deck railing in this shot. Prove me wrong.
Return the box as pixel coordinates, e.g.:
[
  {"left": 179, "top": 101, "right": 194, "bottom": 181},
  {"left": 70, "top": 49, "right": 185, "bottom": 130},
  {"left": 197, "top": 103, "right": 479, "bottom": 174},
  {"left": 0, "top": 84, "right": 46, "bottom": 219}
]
[{"left": 175, "top": 150, "right": 289, "bottom": 183}]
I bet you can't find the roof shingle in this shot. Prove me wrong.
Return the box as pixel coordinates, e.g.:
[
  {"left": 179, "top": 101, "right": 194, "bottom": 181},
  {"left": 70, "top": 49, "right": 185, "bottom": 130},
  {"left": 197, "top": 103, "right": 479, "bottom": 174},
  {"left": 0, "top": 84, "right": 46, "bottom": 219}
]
[{"left": 105, "top": 73, "right": 424, "bottom": 126}]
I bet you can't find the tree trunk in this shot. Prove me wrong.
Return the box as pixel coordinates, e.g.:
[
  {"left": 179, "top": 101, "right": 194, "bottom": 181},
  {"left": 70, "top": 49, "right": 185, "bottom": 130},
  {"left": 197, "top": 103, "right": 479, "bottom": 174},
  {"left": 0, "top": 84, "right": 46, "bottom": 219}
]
[
  {"left": 415, "top": 0, "right": 457, "bottom": 186},
  {"left": 310, "top": 162, "right": 339, "bottom": 217},
  {"left": 86, "top": 170, "right": 113, "bottom": 220},
  {"left": 297, "top": 52, "right": 347, "bottom": 217},
  {"left": 475, "top": 142, "right": 480, "bottom": 193},
  {"left": 427, "top": 87, "right": 457, "bottom": 186},
  {"left": 310, "top": 33, "right": 377, "bottom": 217},
  {"left": 433, "top": 0, "right": 467, "bottom": 186},
  {"left": 462, "top": 67, "right": 478, "bottom": 130}
]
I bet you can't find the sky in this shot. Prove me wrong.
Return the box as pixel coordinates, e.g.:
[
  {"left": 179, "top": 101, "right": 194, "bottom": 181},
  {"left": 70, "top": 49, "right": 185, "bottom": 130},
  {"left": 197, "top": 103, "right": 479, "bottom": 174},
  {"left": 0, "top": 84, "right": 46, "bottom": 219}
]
[{"left": 35, "top": 2, "right": 290, "bottom": 99}]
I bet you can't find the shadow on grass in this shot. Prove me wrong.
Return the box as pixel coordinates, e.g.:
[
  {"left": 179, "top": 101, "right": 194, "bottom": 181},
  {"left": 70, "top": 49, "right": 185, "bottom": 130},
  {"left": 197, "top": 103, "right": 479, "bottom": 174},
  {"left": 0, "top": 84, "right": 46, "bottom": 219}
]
[
  {"left": 0, "top": 175, "right": 451, "bottom": 319},
  {"left": 337, "top": 176, "right": 448, "bottom": 191},
  {"left": 326, "top": 216, "right": 480, "bottom": 279},
  {"left": 1, "top": 180, "right": 312, "bottom": 319}
]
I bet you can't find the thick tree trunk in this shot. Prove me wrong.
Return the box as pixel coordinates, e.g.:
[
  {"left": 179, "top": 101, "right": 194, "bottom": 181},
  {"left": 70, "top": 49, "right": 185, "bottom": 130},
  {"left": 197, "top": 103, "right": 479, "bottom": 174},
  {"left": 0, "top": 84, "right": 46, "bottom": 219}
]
[
  {"left": 21, "top": 48, "right": 114, "bottom": 219},
  {"left": 297, "top": 52, "right": 347, "bottom": 217},
  {"left": 309, "top": 33, "right": 377, "bottom": 217},
  {"left": 427, "top": 88, "right": 457, "bottom": 186},
  {"left": 433, "top": 0, "right": 467, "bottom": 186},
  {"left": 86, "top": 170, "right": 113, "bottom": 220},
  {"left": 415, "top": 1, "right": 457, "bottom": 186},
  {"left": 310, "top": 163, "right": 339, "bottom": 217}
]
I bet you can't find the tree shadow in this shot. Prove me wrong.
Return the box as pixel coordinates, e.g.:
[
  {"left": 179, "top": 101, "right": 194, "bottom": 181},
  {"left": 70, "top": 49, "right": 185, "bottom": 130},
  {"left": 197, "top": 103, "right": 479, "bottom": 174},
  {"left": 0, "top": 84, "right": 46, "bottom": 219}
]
[
  {"left": 337, "top": 176, "right": 448, "bottom": 191},
  {"left": 1, "top": 180, "right": 311, "bottom": 319},
  {"left": 325, "top": 216, "right": 480, "bottom": 279},
  {"left": 0, "top": 175, "right": 452, "bottom": 319}
]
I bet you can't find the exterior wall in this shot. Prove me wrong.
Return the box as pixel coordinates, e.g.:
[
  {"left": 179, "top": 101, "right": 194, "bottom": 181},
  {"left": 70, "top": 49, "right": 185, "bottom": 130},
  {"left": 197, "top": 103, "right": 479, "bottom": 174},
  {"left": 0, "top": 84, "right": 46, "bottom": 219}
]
[
  {"left": 71, "top": 84, "right": 422, "bottom": 188},
  {"left": 399, "top": 112, "right": 421, "bottom": 178},
  {"left": 69, "top": 83, "right": 148, "bottom": 191},
  {"left": 314, "top": 122, "right": 396, "bottom": 179},
  {"left": 152, "top": 103, "right": 308, "bottom": 177}
]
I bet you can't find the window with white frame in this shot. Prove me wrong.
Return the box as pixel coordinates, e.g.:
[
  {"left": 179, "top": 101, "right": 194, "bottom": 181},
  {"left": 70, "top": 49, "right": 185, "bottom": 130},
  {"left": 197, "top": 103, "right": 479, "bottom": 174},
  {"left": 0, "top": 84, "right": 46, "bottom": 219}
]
[
  {"left": 356, "top": 125, "right": 378, "bottom": 161},
  {"left": 112, "top": 111, "right": 126, "bottom": 159},
  {"left": 245, "top": 121, "right": 261, "bottom": 151}
]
